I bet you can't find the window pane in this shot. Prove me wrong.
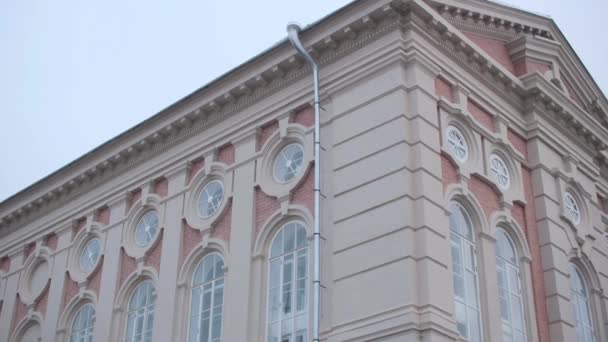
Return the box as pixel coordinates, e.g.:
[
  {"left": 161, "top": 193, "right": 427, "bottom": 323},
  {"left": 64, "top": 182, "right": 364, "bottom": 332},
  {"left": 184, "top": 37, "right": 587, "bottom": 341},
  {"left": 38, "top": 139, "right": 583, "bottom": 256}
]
[
  {"left": 271, "top": 231, "right": 283, "bottom": 258},
  {"left": 467, "top": 307, "right": 481, "bottom": 342},
  {"left": 282, "top": 283, "right": 293, "bottom": 316},
  {"left": 283, "top": 224, "right": 295, "bottom": 253},
  {"left": 296, "top": 226, "right": 306, "bottom": 249},
  {"left": 268, "top": 322, "right": 279, "bottom": 342},
  {"left": 455, "top": 301, "right": 467, "bottom": 337},
  {"left": 268, "top": 287, "right": 280, "bottom": 322}
]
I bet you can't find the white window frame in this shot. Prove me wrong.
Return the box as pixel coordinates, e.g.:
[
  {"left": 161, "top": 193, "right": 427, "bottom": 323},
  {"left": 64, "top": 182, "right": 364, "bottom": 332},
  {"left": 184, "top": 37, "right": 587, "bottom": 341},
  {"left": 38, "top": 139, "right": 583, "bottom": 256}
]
[
  {"left": 446, "top": 125, "right": 469, "bottom": 162},
  {"left": 495, "top": 229, "right": 527, "bottom": 342},
  {"left": 273, "top": 143, "right": 305, "bottom": 184},
  {"left": 69, "top": 303, "right": 95, "bottom": 342},
  {"left": 198, "top": 180, "right": 225, "bottom": 219},
  {"left": 266, "top": 221, "right": 309, "bottom": 342},
  {"left": 563, "top": 192, "right": 582, "bottom": 225},
  {"left": 489, "top": 154, "right": 511, "bottom": 190},
  {"left": 188, "top": 253, "right": 225, "bottom": 342},
  {"left": 79, "top": 238, "right": 101, "bottom": 273},
  {"left": 449, "top": 202, "right": 483, "bottom": 342},
  {"left": 124, "top": 280, "right": 156, "bottom": 342},
  {"left": 569, "top": 263, "right": 595, "bottom": 342},
  {"left": 134, "top": 210, "right": 160, "bottom": 248}
]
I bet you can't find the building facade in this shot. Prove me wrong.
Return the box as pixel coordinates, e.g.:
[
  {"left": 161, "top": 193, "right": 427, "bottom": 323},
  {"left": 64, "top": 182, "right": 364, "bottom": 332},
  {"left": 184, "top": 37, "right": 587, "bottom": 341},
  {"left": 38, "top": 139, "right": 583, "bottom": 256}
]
[{"left": 1, "top": 0, "right": 608, "bottom": 341}]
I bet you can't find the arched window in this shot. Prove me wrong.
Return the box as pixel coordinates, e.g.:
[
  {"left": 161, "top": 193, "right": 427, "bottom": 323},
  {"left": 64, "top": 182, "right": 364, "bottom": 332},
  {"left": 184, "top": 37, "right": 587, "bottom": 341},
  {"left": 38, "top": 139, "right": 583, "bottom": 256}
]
[
  {"left": 449, "top": 202, "right": 482, "bottom": 342},
  {"left": 188, "top": 253, "right": 225, "bottom": 342},
  {"left": 125, "top": 280, "right": 156, "bottom": 342},
  {"left": 495, "top": 229, "right": 526, "bottom": 342},
  {"left": 266, "top": 221, "right": 308, "bottom": 342},
  {"left": 70, "top": 303, "right": 95, "bottom": 342},
  {"left": 569, "top": 263, "right": 595, "bottom": 342}
]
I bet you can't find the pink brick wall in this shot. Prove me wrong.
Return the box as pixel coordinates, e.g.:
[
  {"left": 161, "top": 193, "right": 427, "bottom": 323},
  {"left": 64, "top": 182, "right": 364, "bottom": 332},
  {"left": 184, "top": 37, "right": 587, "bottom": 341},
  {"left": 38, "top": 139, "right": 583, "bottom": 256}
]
[
  {"left": 0, "top": 256, "right": 9, "bottom": 273},
  {"left": 88, "top": 259, "right": 103, "bottom": 297},
  {"left": 468, "top": 175, "right": 500, "bottom": 220},
  {"left": 96, "top": 207, "right": 110, "bottom": 225},
  {"left": 435, "top": 77, "right": 455, "bottom": 102},
  {"left": 467, "top": 99, "right": 495, "bottom": 131},
  {"left": 34, "top": 280, "right": 50, "bottom": 317},
  {"left": 217, "top": 144, "right": 235, "bottom": 165},
  {"left": 521, "top": 167, "right": 550, "bottom": 342},
  {"left": 144, "top": 232, "right": 163, "bottom": 274},
  {"left": 292, "top": 168, "right": 314, "bottom": 215},
  {"left": 118, "top": 248, "right": 136, "bottom": 290},
  {"left": 153, "top": 177, "right": 169, "bottom": 198},
  {"left": 597, "top": 194, "right": 608, "bottom": 214},
  {"left": 188, "top": 159, "right": 205, "bottom": 184},
  {"left": 257, "top": 121, "right": 279, "bottom": 151},
  {"left": 12, "top": 294, "right": 27, "bottom": 332},
  {"left": 290, "top": 106, "right": 315, "bottom": 127},
  {"left": 23, "top": 242, "right": 36, "bottom": 260},
  {"left": 72, "top": 217, "right": 87, "bottom": 240},
  {"left": 62, "top": 273, "right": 79, "bottom": 309},
  {"left": 507, "top": 129, "right": 528, "bottom": 160},
  {"left": 514, "top": 58, "right": 551, "bottom": 77},
  {"left": 255, "top": 187, "right": 280, "bottom": 234},
  {"left": 441, "top": 154, "right": 459, "bottom": 190},
  {"left": 511, "top": 203, "right": 527, "bottom": 235},
  {"left": 182, "top": 221, "right": 202, "bottom": 263},
  {"left": 45, "top": 233, "right": 58, "bottom": 251},
  {"left": 463, "top": 32, "right": 515, "bottom": 74},
  {"left": 128, "top": 189, "right": 142, "bottom": 210},
  {"left": 212, "top": 201, "right": 232, "bottom": 244}
]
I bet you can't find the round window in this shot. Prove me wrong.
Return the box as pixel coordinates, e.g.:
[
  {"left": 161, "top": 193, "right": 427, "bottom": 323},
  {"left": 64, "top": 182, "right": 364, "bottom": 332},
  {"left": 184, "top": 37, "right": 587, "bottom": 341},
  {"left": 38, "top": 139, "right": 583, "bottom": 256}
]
[
  {"left": 273, "top": 143, "right": 304, "bottom": 183},
  {"left": 489, "top": 154, "right": 510, "bottom": 190},
  {"left": 563, "top": 192, "right": 581, "bottom": 225},
  {"left": 446, "top": 126, "right": 468, "bottom": 162},
  {"left": 198, "top": 180, "right": 224, "bottom": 218},
  {"left": 135, "top": 211, "right": 160, "bottom": 247},
  {"left": 79, "top": 238, "right": 101, "bottom": 273}
]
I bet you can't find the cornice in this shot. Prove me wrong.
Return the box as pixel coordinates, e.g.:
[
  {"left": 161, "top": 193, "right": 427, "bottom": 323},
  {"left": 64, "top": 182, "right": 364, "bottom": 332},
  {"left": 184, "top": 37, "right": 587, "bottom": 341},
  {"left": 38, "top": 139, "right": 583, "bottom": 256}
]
[{"left": 0, "top": 0, "right": 407, "bottom": 237}]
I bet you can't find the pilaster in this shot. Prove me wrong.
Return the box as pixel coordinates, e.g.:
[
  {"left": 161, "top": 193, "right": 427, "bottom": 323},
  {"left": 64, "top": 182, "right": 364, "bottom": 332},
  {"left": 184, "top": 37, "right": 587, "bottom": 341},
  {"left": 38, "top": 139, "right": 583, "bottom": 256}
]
[
  {"left": 0, "top": 250, "right": 25, "bottom": 341},
  {"left": 42, "top": 227, "right": 71, "bottom": 341}
]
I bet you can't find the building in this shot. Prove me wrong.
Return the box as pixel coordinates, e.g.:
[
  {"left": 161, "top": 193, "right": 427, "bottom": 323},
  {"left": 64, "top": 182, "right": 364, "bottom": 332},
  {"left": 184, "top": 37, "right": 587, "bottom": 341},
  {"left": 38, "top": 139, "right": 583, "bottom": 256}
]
[{"left": 1, "top": 0, "right": 608, "bottom": 341}]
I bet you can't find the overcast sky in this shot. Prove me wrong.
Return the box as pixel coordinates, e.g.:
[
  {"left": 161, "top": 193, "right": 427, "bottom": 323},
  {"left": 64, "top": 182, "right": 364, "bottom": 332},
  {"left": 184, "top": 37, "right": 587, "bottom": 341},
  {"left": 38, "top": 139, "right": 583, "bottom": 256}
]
[{"left": 1, "top": 0, "right": 606, "bottom": 202}]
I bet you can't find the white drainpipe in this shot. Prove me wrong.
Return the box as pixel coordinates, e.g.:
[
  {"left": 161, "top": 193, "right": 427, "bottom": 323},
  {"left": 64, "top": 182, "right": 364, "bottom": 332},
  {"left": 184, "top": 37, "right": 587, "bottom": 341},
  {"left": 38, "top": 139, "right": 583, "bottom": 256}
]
[{"left": 287, "top": 22, "right": 322, "bottom": 342}]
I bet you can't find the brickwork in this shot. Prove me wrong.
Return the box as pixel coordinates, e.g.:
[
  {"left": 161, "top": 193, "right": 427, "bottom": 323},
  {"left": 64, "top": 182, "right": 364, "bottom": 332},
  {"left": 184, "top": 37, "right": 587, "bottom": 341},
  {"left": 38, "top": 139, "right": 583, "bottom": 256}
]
[
  {"left": 118, "top": 248, "right": 137, "bottom": 290},
  {"left": 467, "top": 99, "right": 495, "bottom": 132},
  {"left": 153, "top": 177, "right": 168, "bottom": 198},
  {"left": 88, "top": 259, "right": 103, "bottom": 297},
  {"left": 217, "top": 144, "right": 236, "bottom": 166},
  {"left": 257, "top": 121, "right": 279, "bottom": 151},
  {"left": 1, "top": 256, "right": 11, "bottom": 273},
  {"left": 290, "top": 107, "right": 315, "bottom": 127},
  {"left": 45, "top": 233, "right": 58, "bottom": 251},
  {"left": 128, "top": 189, "right": 142, "bottom": 210},
  {"left": 441, "top": 154, "right": 459, "bottom": 190},
  {"left": 188, "top": 159, "right": 205, "bottom": 184},
  {"left": 435, "top": 77, "right": 454, "bottom": 102},
  {"left": 182, "top": 221, "right": 202, "bottom": 263},
  {"left": 62, "top": 273, "right": 79, "bottom": 309},
  {"left": 12, "top": 294, "right": 27, "bottom": 332},
  {"left": 34, "top": 280, "right": 50, "bottom": 318},
  {"left": 212, "top": 201, "right": 232, "bottom": 244},
  {"left": 468, "top": 175, "right": 500, "bottom": 220},
  {"left": 144, "top": 232, "right": 163, "bottom": 273},
  {"left": 255, "top": 187, "right": 280, "bottom": 234},
  {"left": 507, "top": 129, "right": 528, "bottom": 159},
  {"left": 462, "top": 31, "right": 515, "bottom": 74},
  {"left": 292, "top": 167, "right": 314, "bottom": 215},
  {"left": 96, "top": 207, "right": 110, "bottom": 225}
]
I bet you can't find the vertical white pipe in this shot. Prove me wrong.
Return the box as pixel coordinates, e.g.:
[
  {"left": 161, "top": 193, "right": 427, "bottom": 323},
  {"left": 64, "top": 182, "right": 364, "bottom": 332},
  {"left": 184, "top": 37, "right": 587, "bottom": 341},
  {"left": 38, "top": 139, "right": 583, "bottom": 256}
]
[{"left": 287, "top": 22, "right": 321, "bottom": 342}]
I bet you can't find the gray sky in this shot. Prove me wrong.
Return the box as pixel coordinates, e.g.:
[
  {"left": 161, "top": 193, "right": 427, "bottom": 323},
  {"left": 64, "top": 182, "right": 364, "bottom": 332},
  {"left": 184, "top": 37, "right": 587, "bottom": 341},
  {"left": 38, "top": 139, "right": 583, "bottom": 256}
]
[{"left": 1, "top": 0, "right": 606, "bottom": 202}]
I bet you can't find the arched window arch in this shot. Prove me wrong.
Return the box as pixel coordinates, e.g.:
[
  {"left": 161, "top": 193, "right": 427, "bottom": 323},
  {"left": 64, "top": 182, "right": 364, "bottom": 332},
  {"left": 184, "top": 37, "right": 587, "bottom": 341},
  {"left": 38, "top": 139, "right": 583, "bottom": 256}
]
[
  {"left": 266, "top": 221, "right": 309, "bottom": 342},
  {"left": 448, "top": 202, "right": 482, "bottom": 342},
  {"left": 188, "top": 253, "right": 225, "bottom": 342},
  {"left": 495, "top": 229, "right": 526, "bottom": 342},
  {"left": 569, "top": 263, "right": 595, "bottom": 342},
  {"left": 69, "top": 303, "right": 95, "bottom": 342},
  {"left": 125, "top": 280, "right": 156, "bottom": 342}
]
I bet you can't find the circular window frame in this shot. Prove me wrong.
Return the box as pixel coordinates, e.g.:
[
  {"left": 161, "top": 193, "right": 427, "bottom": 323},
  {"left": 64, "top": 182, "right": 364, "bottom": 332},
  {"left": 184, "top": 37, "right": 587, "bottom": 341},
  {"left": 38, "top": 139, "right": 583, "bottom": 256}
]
[
  {"left": 563, "top": 191, "right": 582, "bottom": 226},
  {"left": 445, "top": 125, "right": 469, "bottom": 163},
  {"left": 489, "top": 153, "right": 511, "bottom": 190},
  {"left": 134, "top": 210, "right": 161, "bottom": 248},
  {"left": 79, "top": 237, "right": 102, "bottom": 274},
  {"left": 184, "top": 163, "right": 232, "bottom": 231},
  {"left": 257, "top": 126, "right": 313, "bottom": 198},
  {"left": 124, "top": 197, "right": 165, "bottom": 259},
  {"left": 197, "top": 179, "right": 225, "bottom": 219},
  {"left": 69, "top": 227, "right": 104, "bottom": 284},
  {"left": 18, "top": 247, "right": 52, "bottom": 305},
  {"left": 272, "top": 143, "right": 306, "bottom": 184}
]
